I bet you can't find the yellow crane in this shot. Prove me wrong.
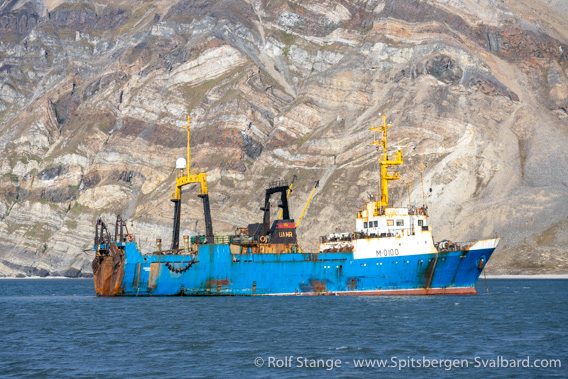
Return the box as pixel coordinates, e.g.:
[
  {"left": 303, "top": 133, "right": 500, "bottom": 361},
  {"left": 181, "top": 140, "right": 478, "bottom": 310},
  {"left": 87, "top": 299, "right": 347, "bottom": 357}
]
[
  {"left": 170, "top": 116, "right": 213, "bottom": 250},
  {"left": 297, "top": 180, "right": 319, "bottom": 228}
]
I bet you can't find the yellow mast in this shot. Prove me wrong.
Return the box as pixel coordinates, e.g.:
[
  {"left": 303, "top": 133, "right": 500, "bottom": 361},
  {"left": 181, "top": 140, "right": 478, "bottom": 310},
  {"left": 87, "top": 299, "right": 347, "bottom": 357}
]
[
  {"left": 173, "top": 115, "right": 208, "bottom": 200},
  {"left": 370, "top": 114, "right": 403, "bottom": 214},
  {"left": 190, "top": 115, "right": 191, "bottom": 176}
]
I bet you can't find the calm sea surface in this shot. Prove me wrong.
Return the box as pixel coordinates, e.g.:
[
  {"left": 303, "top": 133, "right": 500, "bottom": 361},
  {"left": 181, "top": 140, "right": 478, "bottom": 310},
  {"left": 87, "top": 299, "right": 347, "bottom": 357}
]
[{"left": 0, "top": 279, "right": 566, "bottom": 378}]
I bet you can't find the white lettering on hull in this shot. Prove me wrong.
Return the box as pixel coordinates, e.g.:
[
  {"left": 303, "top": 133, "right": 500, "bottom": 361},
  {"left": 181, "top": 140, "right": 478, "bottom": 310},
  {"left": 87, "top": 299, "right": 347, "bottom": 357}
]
[{"left": 353, "top": 232, "right": 437, "bottom": 260}]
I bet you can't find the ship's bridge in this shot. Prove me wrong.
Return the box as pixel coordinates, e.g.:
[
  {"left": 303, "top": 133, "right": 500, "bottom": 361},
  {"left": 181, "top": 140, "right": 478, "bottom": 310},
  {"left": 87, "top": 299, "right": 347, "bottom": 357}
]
[{"left": 356, "top": 202, "right": 429, "bottom": 237}]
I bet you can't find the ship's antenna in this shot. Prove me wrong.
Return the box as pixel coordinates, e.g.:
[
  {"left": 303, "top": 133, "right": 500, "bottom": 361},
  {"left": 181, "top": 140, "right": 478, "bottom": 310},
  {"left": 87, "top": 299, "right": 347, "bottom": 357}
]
[
  {"left": 407, "top": 183, "right": 413, "bottom": 209},
  {"left": 420, "top": 164, "right": 426, "bottom": 210},
  {"left": 186, "top": 115, "right": 191, "bottom": 178}
]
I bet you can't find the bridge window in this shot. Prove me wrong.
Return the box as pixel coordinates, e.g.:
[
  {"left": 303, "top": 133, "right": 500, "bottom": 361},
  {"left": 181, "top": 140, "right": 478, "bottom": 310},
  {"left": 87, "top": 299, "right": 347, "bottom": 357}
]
[
  {"left": 396, "top": 219, "right": 404, "bottom": 226},
  {"left": 418, "top": 220, "right": 423, "bottom": 226},
  {"left": 387, "top": 219, "right": 394, "bottom": 226},
  {"left": 374, "top": 221, "right": 378, "bottom": 227},
  {"left": 364, "top": 222, "right": 368, "bottom": 228}
]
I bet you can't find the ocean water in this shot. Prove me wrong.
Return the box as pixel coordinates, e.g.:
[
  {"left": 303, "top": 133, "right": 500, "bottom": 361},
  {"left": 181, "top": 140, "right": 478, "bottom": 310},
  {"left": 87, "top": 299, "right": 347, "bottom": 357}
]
[{"left": 0, "top": 279, "right": 566, "bottom": 378}]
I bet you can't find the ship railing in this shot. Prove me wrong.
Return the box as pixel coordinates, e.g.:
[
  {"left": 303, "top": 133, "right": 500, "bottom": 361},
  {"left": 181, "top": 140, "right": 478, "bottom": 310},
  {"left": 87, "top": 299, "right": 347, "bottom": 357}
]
[
  {"left": 187, "top": 234, "right": 238, "bottom": 245},
  {"left": 229, "top": 235, "right": 256, "bottom": 244},
  {"left": 436, "top": 240, "right": 476, "bottom": 252},
  {"left": 179, "top": 234, "right": 266, "bottom": 246},
  {"left": 150, "top": 248, "right": 194, "bottom": 256},
  {"left": 321, "top": 233, "right": 351, "bottom": 243},
  {"left": 368, "top": 232, "right": 397, "bottom": 238},
  {"left": 407, "top": 206, "right": 428, "bottom": 216},
  {"left": 320, "top": 231, "right": 400, "bottom": 243},
  {"left": 213, "top": 235, "right": 231, "bottom": 245}
]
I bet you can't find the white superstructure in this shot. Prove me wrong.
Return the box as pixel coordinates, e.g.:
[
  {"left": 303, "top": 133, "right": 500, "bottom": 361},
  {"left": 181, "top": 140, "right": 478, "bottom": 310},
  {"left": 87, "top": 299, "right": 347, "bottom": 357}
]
[{"left": 318, "top": 202, "right": 436, "bottom": 259}]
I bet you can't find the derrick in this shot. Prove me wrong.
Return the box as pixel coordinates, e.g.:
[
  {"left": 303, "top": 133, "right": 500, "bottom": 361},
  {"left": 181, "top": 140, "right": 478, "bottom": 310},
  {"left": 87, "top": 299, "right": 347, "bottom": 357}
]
[
  {"left": 370, "top": 114, "right": 403, "bottom": 213},
  {"left": 171, "top": 116, "right": 213, "bottom": 250}
]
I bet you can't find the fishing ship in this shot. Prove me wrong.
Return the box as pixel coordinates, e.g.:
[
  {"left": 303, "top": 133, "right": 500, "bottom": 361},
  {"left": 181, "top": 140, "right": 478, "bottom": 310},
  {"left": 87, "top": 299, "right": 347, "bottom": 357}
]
[{"left": 91, "top": 116, "right": 498, "bottom": 296}]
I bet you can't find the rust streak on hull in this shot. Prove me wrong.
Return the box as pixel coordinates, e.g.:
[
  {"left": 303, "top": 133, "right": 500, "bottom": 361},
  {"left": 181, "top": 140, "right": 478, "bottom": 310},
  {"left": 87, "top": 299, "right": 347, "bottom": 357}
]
[{"left": 205, "top": 278, "right": 231, "bottom": 292}]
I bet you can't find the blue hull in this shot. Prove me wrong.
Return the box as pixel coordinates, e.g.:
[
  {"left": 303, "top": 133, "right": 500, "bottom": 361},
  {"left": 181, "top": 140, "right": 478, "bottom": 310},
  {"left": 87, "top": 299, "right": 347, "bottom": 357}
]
[{"left": 95, "top": 242, "right": 495, "bottom": 296}]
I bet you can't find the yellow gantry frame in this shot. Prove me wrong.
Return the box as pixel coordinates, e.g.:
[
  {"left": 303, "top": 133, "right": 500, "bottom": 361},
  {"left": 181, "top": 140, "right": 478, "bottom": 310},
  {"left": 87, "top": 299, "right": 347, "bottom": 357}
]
[
  {"left": 172, "top": 116, "right": 208, "bottom": 200},
  {"left": 370, "top": 115, "right": 403, "bottom": 211}
]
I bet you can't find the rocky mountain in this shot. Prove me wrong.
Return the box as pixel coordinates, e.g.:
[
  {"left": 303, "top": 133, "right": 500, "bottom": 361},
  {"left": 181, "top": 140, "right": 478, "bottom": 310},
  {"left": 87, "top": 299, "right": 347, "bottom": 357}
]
[{"left": 0, "top": 0, "right": 567, "bottom": 277}]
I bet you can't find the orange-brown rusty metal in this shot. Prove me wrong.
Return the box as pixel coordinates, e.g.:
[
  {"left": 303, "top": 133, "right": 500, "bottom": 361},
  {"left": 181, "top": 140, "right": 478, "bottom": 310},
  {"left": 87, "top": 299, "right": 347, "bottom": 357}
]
[
  {"left": 93, "top": 243, "right": 125, "bottom": 296},
  {"left": 299, "top": 279, "right": 328, "bottom": 293},
  {"left": 205, "top": 278, "right": 231, "bottom": 292},
  {"left": 133, "top": 262, "right": 141, "bottom": 289},
  {"left": 148, "top": 262, "right": 161, "bottom": 291},
  {"left": 254, "top": 243, "right": 301, "bottom": 255}
]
